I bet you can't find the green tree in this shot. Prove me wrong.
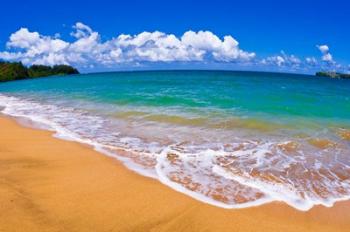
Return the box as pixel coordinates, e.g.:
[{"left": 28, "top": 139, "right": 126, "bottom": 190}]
[
  {"left": 0, "top": 62, "right": 28, "bottom": 82},
  {"left": 28, "top": 65, "right": 53, "bottom": 77},
  {"left": 0, "top": 62, "right": 79, "bottom": 82}
]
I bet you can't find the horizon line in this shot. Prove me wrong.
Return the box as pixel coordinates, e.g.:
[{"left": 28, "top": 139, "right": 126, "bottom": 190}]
[{"left": 82, "top": 68, "right": 316, "bottom": 77}]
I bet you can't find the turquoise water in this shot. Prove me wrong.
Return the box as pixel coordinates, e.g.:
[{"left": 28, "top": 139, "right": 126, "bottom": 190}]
[
  {"left": 0, "top": 70, "right": 350, "bottom": 210},
  {"left": 1, "top": 71, "right": 350, "bottom": 126}
]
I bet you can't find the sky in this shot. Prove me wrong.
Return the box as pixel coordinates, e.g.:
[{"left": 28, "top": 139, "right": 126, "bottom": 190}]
[{"left": 0, "top": 0, "right": 349, "bottom": 74}]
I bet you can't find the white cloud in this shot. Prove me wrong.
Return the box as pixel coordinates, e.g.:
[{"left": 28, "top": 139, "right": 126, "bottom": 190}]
[
  {"left": 322, "top": 53, "right": 333, "bottom": 62},
  {"left": 7, "top": 28, "right": 40, "bottom": 49},
  {"left": 317, "top": 45, "right": 329, "bottom": 54},
  {"left": 0, "top": 23, "right": 255, "bottom": 67},
  {"left": 2, "top": 27, "right": 69, "bottom": 65},
  {"left": 70, "top": 22, "right": 93, "bottom": 39},
  {"left": 261, "top": 51, "right": 301, "bottom": 68},
  {"left": 1, "top": 22, "right": 347, "bottom": 73},
  {"left": 317, "top": 44, "right": 334, "bottom": 63},
  {"left": 262, "top": 55, "right": 285, "bottom": 66},
  {"left": 305, "top": 57, "right": 317, "bottom": 66}
]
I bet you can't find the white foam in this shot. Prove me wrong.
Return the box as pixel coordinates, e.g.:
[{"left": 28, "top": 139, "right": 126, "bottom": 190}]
[
  {"left": 1, "top": 93, "right": 350, "bottom": 211},
  {"left": 155, "top": 147, "right": 274, "bottom": 209}
]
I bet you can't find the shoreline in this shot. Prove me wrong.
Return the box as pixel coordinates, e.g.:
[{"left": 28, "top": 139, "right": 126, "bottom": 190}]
[{"left": 1, "top": 114, "right": 350, "bottom": 231}]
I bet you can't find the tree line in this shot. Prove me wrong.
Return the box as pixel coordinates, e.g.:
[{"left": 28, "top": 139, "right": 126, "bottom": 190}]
[{"left": 0, "top": 61, "right": 79, "bottom": 82}]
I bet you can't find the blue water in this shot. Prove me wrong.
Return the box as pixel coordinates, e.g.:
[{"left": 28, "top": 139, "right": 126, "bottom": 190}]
[{"left": 0, "top": 70, "right": 350, "bottom": 211}]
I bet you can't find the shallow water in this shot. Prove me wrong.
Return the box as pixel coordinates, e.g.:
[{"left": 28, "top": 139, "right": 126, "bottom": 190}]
[{"left": 0, "top": 70, "right": 350, "bottom": 210}]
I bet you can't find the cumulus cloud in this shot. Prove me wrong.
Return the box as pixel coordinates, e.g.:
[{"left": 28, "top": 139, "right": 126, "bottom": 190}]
[
  {"left": 315, "top": 44, "right": 347, "bottom": 72},
  {"left": 261, "top": 51, "right": 301, "bottom": 68},
  {"left": 317, "top": 44, "right": 334, "bottom": 63},
  {"left": 258, "top": 45, "right": 343, "bottom": 72},
  {"left": 322, "top": 53, "right": 333, "bottom": 62},
  {"left": 2, "top": 27, "right": 70, "bottom": 66},
  {"left": 305, "top": 57, "right": 318, "bottom": 66},
  {"left": 318, "top": 45, "right": 329, "bottom": 54},
  {"left": 71, "top": 22, "right": 93, "bottom": 39},
  {"left": 262, "top": 55, "right": 285, "bottom": 66},
  {"left": 1, "top": 22, "right": 347, "bottom": 73},
  {"left": 0, "top": 22, "right": 255, "bottom": 67}
]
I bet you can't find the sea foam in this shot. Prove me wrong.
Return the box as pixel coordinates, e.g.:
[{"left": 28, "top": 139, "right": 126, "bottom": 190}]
[{"left": 1, "top": 93, "right": 350, "bottom": 211}]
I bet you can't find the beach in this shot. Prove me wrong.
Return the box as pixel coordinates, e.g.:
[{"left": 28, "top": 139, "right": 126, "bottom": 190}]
[
  {"left": 1, "top": 71, "right": 350, "bottom": 211},
  {"left": 1, "top": 115, "right": 349, "bottom": 232}
]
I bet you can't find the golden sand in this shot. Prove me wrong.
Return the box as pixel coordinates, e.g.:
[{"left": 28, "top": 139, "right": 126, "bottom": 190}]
[
  {"left": 339, "top": 129, "right": 350, "bottom": 141},
  {"left": 307, "top": 138, "right": 338, "bottom": 149},
  {"left": 0, "top": 116, "right": 350, "bottom": 232},
  {"left": 277, "top": 141, "right": 299, "bottom": 153}
]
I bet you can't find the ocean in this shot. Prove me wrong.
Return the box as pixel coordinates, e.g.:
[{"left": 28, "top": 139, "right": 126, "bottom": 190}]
[{"left": 0, "top": 70, "right": 350, "bottom": 211}]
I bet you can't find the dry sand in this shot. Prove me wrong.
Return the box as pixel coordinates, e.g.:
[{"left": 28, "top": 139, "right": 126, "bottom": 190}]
[{"left": 0, "top": 115, "right": 349, "bottom": 232}]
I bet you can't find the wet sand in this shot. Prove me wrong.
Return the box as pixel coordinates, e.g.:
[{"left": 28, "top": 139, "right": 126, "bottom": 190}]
[{"left": 0, "top": 115, "right": 349, "bottom": 232}]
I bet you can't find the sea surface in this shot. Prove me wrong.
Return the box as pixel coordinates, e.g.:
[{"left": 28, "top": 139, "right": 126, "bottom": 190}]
[{"left": 1, "top": 70, "right": 350, "bottom": 211}]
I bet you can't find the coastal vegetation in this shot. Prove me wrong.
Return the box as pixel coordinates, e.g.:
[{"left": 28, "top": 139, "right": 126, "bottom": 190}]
[
  {"left": 316, "top": 71, "right": 350, "bottom": 79},
  {"left": 0, "top": 61, "right": 79, "bottom": 82}
]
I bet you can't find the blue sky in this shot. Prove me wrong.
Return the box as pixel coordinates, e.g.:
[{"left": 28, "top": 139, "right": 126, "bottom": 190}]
[{"left": 0, "top": 0, "right": 349, "bottom": 73}]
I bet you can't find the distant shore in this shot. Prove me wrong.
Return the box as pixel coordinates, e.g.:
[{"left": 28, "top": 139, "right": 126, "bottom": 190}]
[
  {"left": 0, "top": 61, "right": 79, "bottom": 82},
  {"left": 0, "top": 115, "right": 350, "bottom": 232},
  {"left": 316, "top": 71, "right": 350, "bottom": 79}
]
